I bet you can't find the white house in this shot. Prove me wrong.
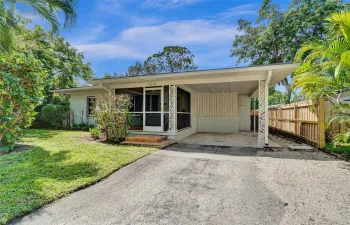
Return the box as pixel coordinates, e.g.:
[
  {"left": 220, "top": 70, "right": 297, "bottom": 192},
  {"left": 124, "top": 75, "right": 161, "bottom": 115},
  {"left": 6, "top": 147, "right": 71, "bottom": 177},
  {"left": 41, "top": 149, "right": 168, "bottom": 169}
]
[{"left": 51, "top": 64, "right": 298, "bottom": 148}]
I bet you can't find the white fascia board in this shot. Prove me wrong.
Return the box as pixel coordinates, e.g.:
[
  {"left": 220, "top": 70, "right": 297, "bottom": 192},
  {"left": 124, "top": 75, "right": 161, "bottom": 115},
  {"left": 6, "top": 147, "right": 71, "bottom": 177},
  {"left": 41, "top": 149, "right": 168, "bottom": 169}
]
[
  {"left": 89, "top": 64, "right": 299, "bottom": 86},
  {"left": 110, "top": 73, "right": 266, "bottom": 89},
  {"left": 50, "top": 86, "right": 105, "bottom": 94}
]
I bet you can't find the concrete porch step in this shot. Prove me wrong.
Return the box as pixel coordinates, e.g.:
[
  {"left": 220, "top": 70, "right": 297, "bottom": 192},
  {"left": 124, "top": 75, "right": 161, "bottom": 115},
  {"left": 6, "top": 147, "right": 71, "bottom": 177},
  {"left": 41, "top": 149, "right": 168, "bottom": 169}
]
[
  {"left": 125, "top": 134, "right": 167, "bottom": 143},
  {"left": 121, "top": 139, "right": 175, "bottom": 148}
]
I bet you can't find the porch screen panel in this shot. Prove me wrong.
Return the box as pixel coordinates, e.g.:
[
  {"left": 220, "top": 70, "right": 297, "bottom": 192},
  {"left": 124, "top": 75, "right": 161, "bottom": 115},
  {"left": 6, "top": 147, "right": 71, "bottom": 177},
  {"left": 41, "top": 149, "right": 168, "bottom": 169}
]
[
  {"left": 116, "top": 88, "right": 144, "bottom": 130},
  {"left": 177, "top": 87, "right": 191, "bottom": 130}
]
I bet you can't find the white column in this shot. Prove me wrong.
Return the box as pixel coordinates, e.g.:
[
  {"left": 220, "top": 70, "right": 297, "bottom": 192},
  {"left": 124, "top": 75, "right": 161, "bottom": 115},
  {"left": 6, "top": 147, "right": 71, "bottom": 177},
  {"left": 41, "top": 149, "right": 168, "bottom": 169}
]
[
  {"left": 253, "top": 97, "right": 256, "bottom": 137},
  {"left": 169, "top": 85, "right": 177, "bottom": 135},
  {"left": 258, "top": 80, "right": 266, "bottom": 147},
  {"left": 265, "top": 70, "right": 272, "bottom": 145}
]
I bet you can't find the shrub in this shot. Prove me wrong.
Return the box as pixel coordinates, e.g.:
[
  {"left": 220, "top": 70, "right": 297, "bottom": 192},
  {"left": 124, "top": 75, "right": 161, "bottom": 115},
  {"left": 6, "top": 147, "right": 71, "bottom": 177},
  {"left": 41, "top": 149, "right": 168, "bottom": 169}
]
[
  {"left": 91, "top": 94, "right": 132, "bottom": 143},
  {"left": 333, "top": 132, "right": 350, "bottom": 146},
  {"left": 0, "top": 54, "right": 46, "bottom": 152},
  {"left": 71, "top": 123, "right": 95, "bottom": 131},
  {"left": 89, "top": 128, "right": 100, "bottom": 139},
  {"left": 41, "top": 104, "right": 70, "bottom": 129}
]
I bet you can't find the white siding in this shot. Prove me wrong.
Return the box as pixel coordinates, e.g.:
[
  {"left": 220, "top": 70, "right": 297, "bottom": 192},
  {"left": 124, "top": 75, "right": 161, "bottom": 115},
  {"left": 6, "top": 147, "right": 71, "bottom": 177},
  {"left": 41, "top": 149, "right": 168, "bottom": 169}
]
[
  {"left": 238, "top": 94, "right": 251, "bottom": 131},
  {"left": 198, "top": 92, "right": 238, "bottom": 117},
  {"left": 70, "top": 90, "right": 109, "bottom": 125},
  {"left": 197, "top": 92, "right": 239, "bottom": 133}
]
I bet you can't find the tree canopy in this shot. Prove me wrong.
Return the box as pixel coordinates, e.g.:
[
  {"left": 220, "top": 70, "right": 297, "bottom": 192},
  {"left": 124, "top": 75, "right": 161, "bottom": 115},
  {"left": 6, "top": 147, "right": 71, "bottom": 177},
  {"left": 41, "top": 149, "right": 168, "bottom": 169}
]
[{"left": 14, "top": 21, "right": 93, "bottom": 104}]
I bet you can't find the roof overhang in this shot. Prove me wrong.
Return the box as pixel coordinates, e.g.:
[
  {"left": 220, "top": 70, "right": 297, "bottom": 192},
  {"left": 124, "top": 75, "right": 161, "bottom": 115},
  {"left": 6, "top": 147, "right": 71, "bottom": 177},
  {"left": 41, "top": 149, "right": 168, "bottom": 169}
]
[
  {"left": 52, "top": 64, "right": 298, "bottom": 95},
  {"left": 50, "top": 86, "right": 105, "bottom": 94}
]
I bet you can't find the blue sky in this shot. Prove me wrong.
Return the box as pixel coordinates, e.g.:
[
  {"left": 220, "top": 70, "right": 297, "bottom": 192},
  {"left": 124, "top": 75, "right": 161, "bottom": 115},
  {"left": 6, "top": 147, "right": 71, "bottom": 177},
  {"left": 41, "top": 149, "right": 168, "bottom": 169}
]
[{"left": 28, "top": 0, "right": 291, "bottom": 77}]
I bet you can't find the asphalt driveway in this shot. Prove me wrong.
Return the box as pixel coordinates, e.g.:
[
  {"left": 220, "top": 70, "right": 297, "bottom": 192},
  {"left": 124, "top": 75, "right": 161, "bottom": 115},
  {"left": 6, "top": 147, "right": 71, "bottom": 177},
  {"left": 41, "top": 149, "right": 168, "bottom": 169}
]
[{"left": 14, "top": 144, "right": 350, "bottom": 225}]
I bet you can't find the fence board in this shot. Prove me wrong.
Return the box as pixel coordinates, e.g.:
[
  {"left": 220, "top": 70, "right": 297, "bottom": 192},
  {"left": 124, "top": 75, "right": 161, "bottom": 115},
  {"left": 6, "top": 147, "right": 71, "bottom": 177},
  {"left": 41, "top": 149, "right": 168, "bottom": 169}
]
[
  {"left": 268, "top": 99, "right": 349, "bottom": 148},
  {"left": 268, "top": 99, "right": 322, "bottom": 147}
]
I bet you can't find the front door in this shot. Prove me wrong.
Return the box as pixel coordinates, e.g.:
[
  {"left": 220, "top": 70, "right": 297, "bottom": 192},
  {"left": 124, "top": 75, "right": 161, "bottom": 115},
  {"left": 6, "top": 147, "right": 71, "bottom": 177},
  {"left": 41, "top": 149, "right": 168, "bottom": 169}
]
[{"left": 143, "top": 87, "right": 163, "bottom": 132}]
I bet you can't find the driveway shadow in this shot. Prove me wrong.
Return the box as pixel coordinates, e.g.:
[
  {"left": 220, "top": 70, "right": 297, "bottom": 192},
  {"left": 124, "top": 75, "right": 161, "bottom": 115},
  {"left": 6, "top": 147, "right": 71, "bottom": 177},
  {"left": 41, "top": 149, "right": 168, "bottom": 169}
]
[
  {"left": 164, "top": 143, "right": 257, "bottom": 156},
  {"left": 164, "top": 143, "right": 340, "bottom": 161}
]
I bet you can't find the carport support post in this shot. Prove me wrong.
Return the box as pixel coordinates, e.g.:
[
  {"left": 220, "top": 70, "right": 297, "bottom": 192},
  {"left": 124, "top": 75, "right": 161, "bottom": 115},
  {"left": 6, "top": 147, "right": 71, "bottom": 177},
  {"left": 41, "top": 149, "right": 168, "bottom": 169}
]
[
  {"left": 258, "top": 70, "right": 271, "bottom": 148},
  {"left": 253, "top": 97, "right": 257, "bottom": 137},
  {"left": 264, "top": 70, "right": 272, "bottom": 146},
  {"left": 169, "top": 85, "right": 177, "bottom": 136},
  {"left": 258, "top": 80, "right": 266, "bottom": 147}
]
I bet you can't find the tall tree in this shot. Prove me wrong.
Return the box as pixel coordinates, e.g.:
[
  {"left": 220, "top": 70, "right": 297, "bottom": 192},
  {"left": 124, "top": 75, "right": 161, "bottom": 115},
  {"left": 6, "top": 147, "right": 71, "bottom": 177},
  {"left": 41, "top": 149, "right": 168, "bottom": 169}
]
[
  {"left": 0, "top": 0, "right": 77, "bottom": 53},
  {"left": 126, "top": 61, "right": 146, "bottom": 76},
  {"left": 231, "top": 0, "right": 349, "bottom": 103},
  {"left": 144, "top": 46, "right": 197, "bottom": 74}
]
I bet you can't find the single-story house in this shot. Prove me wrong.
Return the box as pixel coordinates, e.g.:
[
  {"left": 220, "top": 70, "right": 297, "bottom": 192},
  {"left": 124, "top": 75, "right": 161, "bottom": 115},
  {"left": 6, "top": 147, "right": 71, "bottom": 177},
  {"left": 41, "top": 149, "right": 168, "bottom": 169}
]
[{"left": 51, "top": 64, "right": 298, "bottom": 148}]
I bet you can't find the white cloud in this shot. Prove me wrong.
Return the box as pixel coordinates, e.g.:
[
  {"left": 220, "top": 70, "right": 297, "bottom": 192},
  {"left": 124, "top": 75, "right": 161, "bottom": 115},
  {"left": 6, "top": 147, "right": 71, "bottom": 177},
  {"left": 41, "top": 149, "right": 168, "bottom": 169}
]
[
  {"left": 141, "top": 0, "right": 204, "bottom": 9},
  {"left": 74, "top": 19, "right": 238, "bottom": 64},
  {"left": 216, "top": 3, "right": 257, "bottom": 19}
]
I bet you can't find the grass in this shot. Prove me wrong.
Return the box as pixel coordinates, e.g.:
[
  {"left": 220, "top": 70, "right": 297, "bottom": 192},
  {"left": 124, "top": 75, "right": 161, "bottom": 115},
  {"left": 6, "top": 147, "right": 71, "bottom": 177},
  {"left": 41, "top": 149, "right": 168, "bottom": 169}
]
[
  {"left": 325, "top": 143, "right": 350, "bottom": 157},
  {"left": 0, "top": 129, "right": 157, "bottom": 225}
]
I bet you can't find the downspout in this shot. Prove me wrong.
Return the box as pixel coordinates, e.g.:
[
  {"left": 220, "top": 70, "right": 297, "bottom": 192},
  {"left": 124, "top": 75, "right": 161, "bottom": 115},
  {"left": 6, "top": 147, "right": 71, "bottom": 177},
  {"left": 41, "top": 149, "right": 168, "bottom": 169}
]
[
  {"left": 99, "top": 83, "right": 111, "bottom": 95},
  {"left": 265, "top": 70, "right": 272, "bottom": 146}
]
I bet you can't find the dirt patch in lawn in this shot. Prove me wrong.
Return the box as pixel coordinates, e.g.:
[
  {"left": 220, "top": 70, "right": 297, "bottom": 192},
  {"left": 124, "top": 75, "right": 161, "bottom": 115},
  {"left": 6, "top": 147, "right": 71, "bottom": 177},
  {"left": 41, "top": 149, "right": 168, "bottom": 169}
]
[{"left": 0, "top": 144, "right": 32, "bottom": 155}]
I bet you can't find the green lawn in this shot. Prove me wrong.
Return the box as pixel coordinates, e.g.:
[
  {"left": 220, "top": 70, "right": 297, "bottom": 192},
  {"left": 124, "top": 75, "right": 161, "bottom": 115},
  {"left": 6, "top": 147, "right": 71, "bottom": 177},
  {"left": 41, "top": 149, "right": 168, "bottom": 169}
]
[
  {"left": 326, "top": 143, "right": 350, "bottom": 157},
  {"left": 0, "top": 129, "right": 157, "bottom": 225}
]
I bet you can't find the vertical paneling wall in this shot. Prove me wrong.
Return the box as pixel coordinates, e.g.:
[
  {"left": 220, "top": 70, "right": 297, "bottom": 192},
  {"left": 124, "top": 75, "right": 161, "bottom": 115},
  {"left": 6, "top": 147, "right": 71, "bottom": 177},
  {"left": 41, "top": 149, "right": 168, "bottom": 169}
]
[{"left": 198, "top": 92, "right": 238, "bottom": 117}]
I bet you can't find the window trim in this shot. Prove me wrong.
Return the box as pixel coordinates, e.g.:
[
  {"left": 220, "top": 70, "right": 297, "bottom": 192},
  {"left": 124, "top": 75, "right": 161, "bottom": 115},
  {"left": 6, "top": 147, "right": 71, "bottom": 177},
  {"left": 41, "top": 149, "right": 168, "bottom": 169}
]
[{"left": 87, "top": 96, "right": 95, "bottom": 117}]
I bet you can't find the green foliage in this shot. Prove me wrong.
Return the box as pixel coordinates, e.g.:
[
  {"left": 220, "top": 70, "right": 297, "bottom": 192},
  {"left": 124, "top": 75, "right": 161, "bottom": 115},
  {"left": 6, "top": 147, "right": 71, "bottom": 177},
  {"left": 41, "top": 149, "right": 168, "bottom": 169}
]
[
  {"left": 333, "top": 132, "right": 350, "bottom": 145},
  {"left": 231, "top": 0, "right": 350, "bottom": 103},
  {"left": 91, "top": 95, "right": 132, "bottom": 143},
  {"left": 294, "top": 10, "right": 350, "bottom": 130},
  {"left": 144, "top": 46, "right": 197, "bottom": 74},
  {"left": 269, "top": 87, "right": 289, "bottom": 106},
  {"left": 0, "top": 53, "right": 46, "bottom": 152},
  {"left": 0, "top": 0, "right": 77, "bottom": 53},
  {"left": 89, "top": 128, "right": 100, "bottom": 139},
  {"left": 41, "top": 104, "right": 70, "bottom": 129},
  {"left": 14, "top": 23, "right": 93, "bottom": 105},
  {"left": 326, "top": 143, "right": 350, "bottom": 157}
]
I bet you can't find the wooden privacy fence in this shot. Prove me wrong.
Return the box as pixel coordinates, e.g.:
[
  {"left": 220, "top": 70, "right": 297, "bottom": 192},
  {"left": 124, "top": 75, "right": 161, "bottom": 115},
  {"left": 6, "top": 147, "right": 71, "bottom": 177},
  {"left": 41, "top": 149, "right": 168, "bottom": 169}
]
[{"left": 268, "top": 98, "right": 325, "bottom": 148}]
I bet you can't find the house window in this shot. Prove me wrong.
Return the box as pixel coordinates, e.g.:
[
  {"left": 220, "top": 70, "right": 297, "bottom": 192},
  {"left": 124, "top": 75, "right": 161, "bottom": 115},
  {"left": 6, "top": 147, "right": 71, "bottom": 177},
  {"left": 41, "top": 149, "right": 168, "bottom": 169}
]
[
  {"left": 177, "top": 87, "right": 191, "bottom": 130},
  {"left": 87, "top": 96, "right": 95, "bottom": 116}
]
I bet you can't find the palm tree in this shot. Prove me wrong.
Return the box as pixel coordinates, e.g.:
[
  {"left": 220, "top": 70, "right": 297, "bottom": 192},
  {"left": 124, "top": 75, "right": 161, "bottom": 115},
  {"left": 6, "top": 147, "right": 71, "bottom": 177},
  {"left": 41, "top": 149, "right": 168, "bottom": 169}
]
[
  {"left": 294, "top": 10, "right": 350, "bottom": 129},
  {"left": 0, "top": 0, "right": 77, "bottom": 53}
]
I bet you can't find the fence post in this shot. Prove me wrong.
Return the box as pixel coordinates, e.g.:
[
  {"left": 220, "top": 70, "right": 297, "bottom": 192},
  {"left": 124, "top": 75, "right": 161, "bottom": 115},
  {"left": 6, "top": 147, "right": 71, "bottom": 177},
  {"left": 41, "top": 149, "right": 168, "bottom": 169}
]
[
  {"left": 294, "top": 104, "right": 298, "bottom": 135},
  {"left": 318, "top": 97, "right": 326, "bottom": 148}
]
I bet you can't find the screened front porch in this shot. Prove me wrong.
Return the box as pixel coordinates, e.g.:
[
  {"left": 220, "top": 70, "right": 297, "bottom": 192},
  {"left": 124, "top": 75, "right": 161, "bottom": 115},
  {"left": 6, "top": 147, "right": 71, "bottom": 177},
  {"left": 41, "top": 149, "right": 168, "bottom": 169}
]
[{"left": 115, "top": 86, "right": 191, "bottom": 134}]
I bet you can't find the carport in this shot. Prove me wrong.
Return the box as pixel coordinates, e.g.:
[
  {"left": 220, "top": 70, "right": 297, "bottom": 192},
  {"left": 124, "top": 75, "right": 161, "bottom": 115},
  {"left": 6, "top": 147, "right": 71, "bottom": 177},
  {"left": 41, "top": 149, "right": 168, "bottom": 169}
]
[{"left": 179, "top": 132, "right": 281, "bottom": 148}]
